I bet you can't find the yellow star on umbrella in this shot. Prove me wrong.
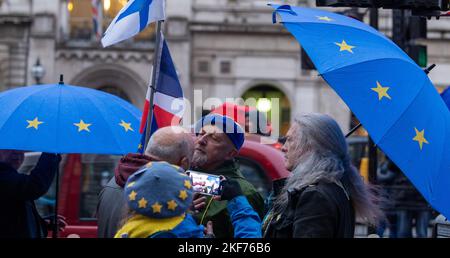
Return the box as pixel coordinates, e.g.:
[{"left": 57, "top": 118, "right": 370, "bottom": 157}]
[
  {"left": 179, "top": 190, "right": 188, "bottom": 201},
  {"left": 184, "top": 180, "right": 192, "bottom": 189},
  {"left": 26, "top": 117, "right": 44, "bottom": 130},
  {"left": 371, "top": 81, "right": 392, "bottom": 101},
  {"left": 128, "top": 190, "right": 137, "bottom": 201},
  {"left": 138, "top": 197, "right": 148, "bottom": 208},
  {"left": 167, "top": 200, "right": 178, "bottom": 211},
  {"left": 316, "top": 16, "right": 333, "bottom": 22},
  {"left": 119, "top": 120, "right": 134, "bottom": 132},
  {"left": 152, "top": 202, "right": 163, "bottom": 214},
  {"left": 334, "top": 40, "right": 355, "bottom": 53},
  {"left": 413, "top": 127, "right": 429, "bottom": 150},
  {"left": 74, "top": 120, "right": 91, "bottom": 132}
]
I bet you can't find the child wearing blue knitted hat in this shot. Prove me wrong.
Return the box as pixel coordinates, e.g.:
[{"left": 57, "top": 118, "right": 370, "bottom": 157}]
[{"left": 115, "top": 161, "right": 262, "bottom": 238}]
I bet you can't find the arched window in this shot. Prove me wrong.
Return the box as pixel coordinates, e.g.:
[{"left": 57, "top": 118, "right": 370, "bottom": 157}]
[
  {"left": 97, "top": 86, "right": 131, "bottom": 103},
  {"left": 67, "top": 0, "right": 155, "bottom": 42},
  {"left": 242, "top": 85, "right": 291, "bottom": 136}
]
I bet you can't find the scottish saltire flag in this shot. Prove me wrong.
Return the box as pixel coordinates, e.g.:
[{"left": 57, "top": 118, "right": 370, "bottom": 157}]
[
  {"left": 138, "top": 34, "right": 184, "bottom": 153},
  {"left": 92, "top": 0, "right": 103, "bottom": 41},
  {"left": 101, "top": 0, "right": 165, "bottom": 47}
]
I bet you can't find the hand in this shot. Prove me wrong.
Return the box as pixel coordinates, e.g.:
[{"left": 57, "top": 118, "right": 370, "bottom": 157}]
[
  {"left": 204, "top": 221, "right": 215, "bottom": 238},
  {"left": 190, "top": 193, "right": 207, "bottom": 213},
  {"left": 44, "top": 215, "right": 67, "bottom": 232},
  {"left": 215, "top": 176, "right": 243, "bottom": 201}
]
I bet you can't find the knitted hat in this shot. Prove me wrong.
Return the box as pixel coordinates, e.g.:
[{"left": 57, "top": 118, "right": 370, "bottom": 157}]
[
  {"left": 194, "top": 114, "right": 245, "bottom": 150},
  {"left": 124, "top": 161, "right": 194, "bottom": 219}
]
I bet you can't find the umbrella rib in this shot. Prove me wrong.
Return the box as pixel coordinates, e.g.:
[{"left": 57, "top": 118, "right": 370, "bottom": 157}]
[
  {"left": 0, "top": 86, "right": 51, "bottom": 130},
  {"left": 74, "top": 87, "right": 124, "bottom": 154},
  {"left": 372, "top": 78, "right": 428, "bottom": 146},
  {"left": 282, "top": 21, "right": 388, "bottom": 43}
]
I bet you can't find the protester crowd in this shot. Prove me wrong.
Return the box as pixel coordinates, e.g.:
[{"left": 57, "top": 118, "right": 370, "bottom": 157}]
[{"left": 0, "top": 112, "right": 436, "bottom": 238}]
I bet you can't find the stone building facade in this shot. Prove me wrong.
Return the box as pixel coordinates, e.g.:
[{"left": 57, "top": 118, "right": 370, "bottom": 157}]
[{"left": 1, "top": 0, "right": 450, "bottom": 135}]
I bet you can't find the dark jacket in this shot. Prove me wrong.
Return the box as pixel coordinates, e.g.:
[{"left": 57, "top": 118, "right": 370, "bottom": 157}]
[
  {"left": 0, "top": 153, "right": 60, "bottom": 238},
  {"left": 265, "top": 181, "right": 355, "bottom": 238},
  {"left": 192, "top": 160, "right": 265, "bottom": 238},
  {"left": 97, "top": 153, "right": 153, "bottom": 238},
  {"left": 382, "top": 161, "right": 432, "bottom": 211}
]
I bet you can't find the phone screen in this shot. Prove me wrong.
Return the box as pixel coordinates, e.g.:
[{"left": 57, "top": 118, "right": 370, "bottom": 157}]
[{"left": 186, "top": 170, "right": 221, "bottom": 196}]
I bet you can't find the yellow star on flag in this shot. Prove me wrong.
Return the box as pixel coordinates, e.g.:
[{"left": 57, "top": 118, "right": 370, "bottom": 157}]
[
  {"left": 413, "top": 127, "right": 429, "bottom": 150},
  {"left": 316, "top": 16, "right": 333, "bottom": 22},
  {"left": 127, "top": 181, "right": 136, "bottom": 187},
  {"left": 167, "top": 200, "right": 178, "bottom": 211},
  {"left": 184, "top": 180, "right": 192, "bottom": 189},
  {"left": 152, "top": 202, "right": 163, "bottom": 213},
  {"left": 179, "top": 190, "right": 188, "bottom": 201},
  {"left": 26, "top": 117, "right": 44, "bottom": 130},
  {"left": 138, "top": 197, "right": 148, "bottom": 208},
  {"left": 138, "top": 143, "right": 143, "bottom": 150},
  {"left": 334, "top": 40, "right": 355, "bottom": 53},
  {"left": 371, "top": 81, "right": 392, "bottom": 101},
  {"left": 128, "top": 191, "right": 137, "bottom": 201},
  {"left": 74, "top": 120, "right": 91, "bottom": 132},
  {"left": 119, "top": 120, "right": 134, "bottom": 132}
]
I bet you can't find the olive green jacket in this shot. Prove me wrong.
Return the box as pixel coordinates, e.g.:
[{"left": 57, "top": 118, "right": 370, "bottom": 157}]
[{"left": 193, "top": 160, "right": 265, "bottom": 238}]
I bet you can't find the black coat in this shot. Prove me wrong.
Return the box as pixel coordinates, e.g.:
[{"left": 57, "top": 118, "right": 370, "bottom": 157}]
[
  {"left": 265, "top": 181, "right": 355, "bottom": 238},
  {"left": 0, "top": 153, "right": 60, "bottom": 238}
]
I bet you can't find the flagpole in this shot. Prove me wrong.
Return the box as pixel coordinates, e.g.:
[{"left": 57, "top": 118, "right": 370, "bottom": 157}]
[{"left": 144, "top": 20, "right": 163, "bottom": 150}]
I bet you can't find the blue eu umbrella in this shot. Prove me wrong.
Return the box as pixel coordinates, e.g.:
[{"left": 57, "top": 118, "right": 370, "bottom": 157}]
[
  {"left": 271, "top": 4, "right": 450, "bottom": 219},
  {"left": 0, "top": 76, "right": 142, "bottom": 237},
  {"left": 441, "top": 87, "right": 450, "bottom": 110}
]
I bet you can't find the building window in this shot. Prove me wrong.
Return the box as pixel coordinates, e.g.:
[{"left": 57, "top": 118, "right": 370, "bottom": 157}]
[
  {"left": 68, "top": 0, "right": 155, "bottom": 42},
  {"left": 198, "top": 60, "right": 210, "bottom": 74},
  {"left": 220, "top": 61, "right": 231, "bottom": 74},
  {"left": 98, "top": 86, "right": 131, "bottom": 103}
]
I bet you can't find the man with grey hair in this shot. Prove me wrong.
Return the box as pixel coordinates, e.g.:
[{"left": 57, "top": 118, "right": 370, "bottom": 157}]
[
  {"left": 96, "top": 126, "right": 194, "bottom": 238},
  {"left": 145, "top": 126, "right": 194, "bottom": 169}
]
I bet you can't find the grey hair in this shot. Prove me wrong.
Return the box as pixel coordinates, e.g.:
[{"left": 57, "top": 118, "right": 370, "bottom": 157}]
[
  {"left": 145, "top": 126, "right": 194, "bottom": 165},
  {"left": 274, "top": 113, "right": 383, "bottom": 225}
]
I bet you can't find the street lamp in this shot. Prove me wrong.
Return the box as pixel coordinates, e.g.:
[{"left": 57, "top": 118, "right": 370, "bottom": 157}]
[{"left": 31, "top": 58, "right": 45, "bottom": 84}]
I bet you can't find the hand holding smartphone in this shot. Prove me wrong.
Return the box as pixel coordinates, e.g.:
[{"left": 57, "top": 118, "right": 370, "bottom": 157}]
[{"left": 186, "top": 170, "right": 222, "bottom": 196}]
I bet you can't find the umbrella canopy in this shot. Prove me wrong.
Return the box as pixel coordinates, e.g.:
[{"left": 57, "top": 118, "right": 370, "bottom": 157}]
[
  {"left": 271, "top": 5, "right": 450, "bottom": 218},
  {"left": 441, "top": 87, "right": 450, "bottom": 110},
  {"left": 0, "top": 83, "right": 142, "bottom": 154}
]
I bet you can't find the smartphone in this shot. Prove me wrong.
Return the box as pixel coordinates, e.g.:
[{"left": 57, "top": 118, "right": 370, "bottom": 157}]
[{"left": 185, "top": 170, "right": 222, "bottom": 196}]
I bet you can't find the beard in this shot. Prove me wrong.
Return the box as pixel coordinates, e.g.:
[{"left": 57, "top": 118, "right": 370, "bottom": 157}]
[{"left": 192, "top": 150, "right": 208, "bottom": 168}]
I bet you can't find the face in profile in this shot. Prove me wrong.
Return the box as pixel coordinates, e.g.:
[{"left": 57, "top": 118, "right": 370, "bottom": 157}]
[
  {"left": 192, "top": 125, "right": 236, "bottom": 169},
  {"left": 281, "top": 126, "right": 299, "bottom": 171}
]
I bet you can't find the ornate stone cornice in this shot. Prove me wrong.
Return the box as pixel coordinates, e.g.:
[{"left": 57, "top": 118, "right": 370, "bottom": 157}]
[{"left": 55, "top": 48, "right": 153, "bottom": 63}]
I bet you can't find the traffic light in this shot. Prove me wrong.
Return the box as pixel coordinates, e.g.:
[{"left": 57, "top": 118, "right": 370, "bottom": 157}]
[
  {"left": 406, "top": 44, "right": 428, "bottom": 67},
  {"left": 316, "top": 0, "right": 449, "bottom": 11},
  {"left": 406, "top": 16, "right": 428, "bottom": 67}
]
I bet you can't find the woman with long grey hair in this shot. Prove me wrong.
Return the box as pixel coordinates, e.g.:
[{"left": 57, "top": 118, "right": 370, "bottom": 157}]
[{"left": 263, "top": 113, "right": 383, "bottom": 238}]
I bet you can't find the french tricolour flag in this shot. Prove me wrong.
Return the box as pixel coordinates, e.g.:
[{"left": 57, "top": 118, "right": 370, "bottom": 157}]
[
  {"left": 101, "top": 0, "right": 165, "bottom": 47},
  {"left": 138, "top": 34, "right": 184, "bottom": 152}
]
